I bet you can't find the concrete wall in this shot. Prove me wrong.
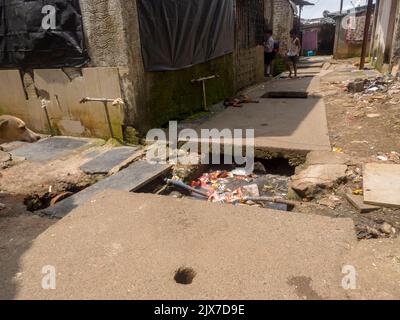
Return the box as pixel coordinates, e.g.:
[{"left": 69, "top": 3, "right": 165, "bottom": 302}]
[
  {"left": 81, "top": 0, "right": 235, "bottom": 134},
  {"left": 272, "top": 0, "right": 295, "bottom": 55},
  {"left": 371, "top": 0, "right": 400, "bottom": 74},
  {"left": 0, "top": 0, "right": 128, "bottom": 139},
  {"left": 0, "top": 68, "right": 124, "bottom": 139},
  {"left": 333, "top": 14, "right": 370, "bottom": 59}
]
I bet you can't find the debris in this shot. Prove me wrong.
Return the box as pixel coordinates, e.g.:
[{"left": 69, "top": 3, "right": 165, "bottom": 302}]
[
  {"left": 352, "top": 188, "right": 363, "bottom": 196},
  {"left": 244, "top": 196, "right": 298, "bottom": 207},
  {"left": 169, "top": 191, "right": 184, "bottom": 198},
  {"left": 347, "top": 79, "right": 365, "bottom": 93},
  {"left": 0, "top": 203, "right": 6, "bottom": 211},
  {"left": 366, "top": 113, "right": 381, "bottom": 118},
  {"left": 377, "top": 155, "right": 388, "bottom": 161},
  {"left": 242, "top": 184, "right": 260, "bottom": 197},
  {"left": 231, "top": 167, "right": 252, "bottom": 176},
  {"left": 356, "top": 225, "right": 381, "bottom": 240},
  {"left": 379, "top": 222, "right": 395, "bottom": 235},
  {"left": 224, "top": 94, "right": 259, "bottom": 108},
  {"left": 318, "top": 197, "right": 339, "bottom": 209},
  {"left": 332, "top": 147, "right": 343, "bottom": 153},
  {"left": 290, "top": 164, "right": 348, "bottom": 199},
  {"left": 166, "top": 179, "right": 209, "bottom": 198},
  {"left": 345, "top": 193, "right": 380, "bottom": 213},
  {"left": 50, "top": 192, "right": 74, "bottom": 207},
  {"left": 253, "top": 162, "right": 267, "bottom": 174}
]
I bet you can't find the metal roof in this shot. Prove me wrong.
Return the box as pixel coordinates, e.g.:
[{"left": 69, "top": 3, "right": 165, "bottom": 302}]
[{"left": 290, "top": 0, "right": 315, "bottom": 6}]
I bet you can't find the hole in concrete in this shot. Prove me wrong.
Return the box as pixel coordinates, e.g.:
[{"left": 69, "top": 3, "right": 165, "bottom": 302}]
[
  {"left": 24, "top": 181, "right": 98, "bottom": 212},
  {"left": 262, "top": 92, "right": 309, "bottom": 99},
  {"left": 174, "top": 267, "right": 196, "bottom": 285}
]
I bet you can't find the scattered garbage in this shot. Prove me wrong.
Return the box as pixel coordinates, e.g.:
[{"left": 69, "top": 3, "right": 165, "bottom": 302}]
[
  {"left": 376, "top": 151, "right": 400, "bottom": 163},
  {"left": 166, "top": 167, "right": 293, "bottom": 210},
  {"left": 224, "top": 94, "right": 259, "bottom": 108}
]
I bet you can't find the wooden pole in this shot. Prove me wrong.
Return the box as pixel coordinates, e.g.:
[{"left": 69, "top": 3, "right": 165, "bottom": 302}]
[{"left": 360, "top": 0, "right": 374, "bottom": 70}]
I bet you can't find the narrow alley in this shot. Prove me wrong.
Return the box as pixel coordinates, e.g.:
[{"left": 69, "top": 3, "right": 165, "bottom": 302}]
[{"left": 0, "top": 0, "right": 399, "bottom": 305}]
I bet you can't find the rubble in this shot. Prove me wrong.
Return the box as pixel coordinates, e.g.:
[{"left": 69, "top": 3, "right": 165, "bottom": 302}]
[
  {"left": 290, "top": 164, "right": 348, "bottom": 199},
  {"left": 166, "top": 166, "right": 292, "bottom": 210}
]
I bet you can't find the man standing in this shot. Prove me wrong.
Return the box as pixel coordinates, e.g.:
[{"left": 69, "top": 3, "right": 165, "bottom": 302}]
[
  {"left": 287, "top": 29, "right": 301, "bottom": 78},
  {"left": 264, "top": 30, "right": 275, "bottom": 78}
]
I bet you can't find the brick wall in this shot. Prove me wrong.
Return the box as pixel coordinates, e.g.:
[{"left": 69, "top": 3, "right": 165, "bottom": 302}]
[{"left": 272, "top": 0, "right": 295, "bottom": 54}]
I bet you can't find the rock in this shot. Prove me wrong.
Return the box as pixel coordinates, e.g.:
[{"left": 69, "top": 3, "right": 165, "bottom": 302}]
[
  {"left": 169, "top": 191, "right": 183, "bottom": 198},
  {"left": 345, "top": 193, "right": 380, "bottom": 213},
  {"left": 0, "top": 203, "right": 6, "bottom": 211},
  {"left": 0, "top": 150, "right": 11, "bottom": 163},
  {"left": 253, "top": 162, "right": 266, "bottom": 174},
  {"left": 306, "top": 151, "right": 352, "bottom": 166},
  {"left": 290, "top": 164, "right": 348, "bottom": 198},
  {"left": 318, "top": 198, "right": 338, "bottom": 209},
  {"left": 242, "top": 184, "right": 260, "bottom": 197},
  {"left": 379, "top": 222, "right": 394, "bottom": 235},
  {"left": 347, "top": 79, "right": 365, "bottom": 93}
]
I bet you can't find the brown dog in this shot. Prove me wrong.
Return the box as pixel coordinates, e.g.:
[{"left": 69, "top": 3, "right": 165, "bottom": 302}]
[{"left": 0, "top": 115, "right": 41, "bottom": 144}]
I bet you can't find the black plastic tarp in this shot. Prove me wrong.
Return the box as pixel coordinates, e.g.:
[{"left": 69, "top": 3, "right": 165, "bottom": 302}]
[
  {"left": 0, "top": 0, "right": 88, "bottom": 68},
  {"left": 137, "top": 0, "right": 234, "bottom": 72}
]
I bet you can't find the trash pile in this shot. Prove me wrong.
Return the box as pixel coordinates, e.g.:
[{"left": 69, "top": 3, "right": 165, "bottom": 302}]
[
  {"left": 347, "top": 75, "right": 400, "bottom": 94},
  {"left": 166, "top": 165, "right": 294, "bottom": 210}
]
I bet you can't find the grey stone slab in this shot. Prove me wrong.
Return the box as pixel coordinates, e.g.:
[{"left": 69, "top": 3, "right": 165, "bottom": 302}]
[
  {"left": 363, "top": 163, "right": 400, "bottom": 208},
  {"left": 42, "top": 161, "right": 172, "bottom": 218},
  {"left": 80, "top": 147, "right": 140, "bottom": 174},
  {"left": 189, "top": 98, "right": 331, "bottom": 152},
  {"left": 15, "top": 190, "right": 356, "bottom": 299},
  {"left": 11, "top": 137, "right": 92, "bottom": 162},
  {"left": 346, "top": 193, "right": 380, "bottom": 213}
]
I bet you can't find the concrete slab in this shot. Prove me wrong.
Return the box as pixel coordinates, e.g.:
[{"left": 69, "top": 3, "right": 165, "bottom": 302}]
[
  {"left": 190, "top": 98, "right": 331, "bottom": 152},
  {"left": 14, "top": 190, "right": 355, "bottom": 300},
  {"left": 262, "top": 77, "right": 321, "bottom": 96},
  {"left": 345, "top": 193, "right": 380, "bottom": 213},
  {"left": 42, "top": 161, "right": 172, "bottom": 218},
  {"left": 363, "top": 163, "right": 400, "bottom": 208},
  {"left": 10, "top": 137, "right": 93, "bottom": 162},
  {"left": 298, "top": 63, "right": 324, "bottom": 69},
  {"left": 80, "top": 146, "right": 140, "bottom": 174}
]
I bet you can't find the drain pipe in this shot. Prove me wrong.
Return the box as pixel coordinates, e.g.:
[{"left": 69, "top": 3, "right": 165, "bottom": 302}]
[
  {"left": 80, "top": 97, "right": 124, "bottom": 139},
  {"left": 41, "top": 99, "right": 55, "bottom": 136},
  {"left": 191, "top": 75, "right": 219, "bottom": 111}
]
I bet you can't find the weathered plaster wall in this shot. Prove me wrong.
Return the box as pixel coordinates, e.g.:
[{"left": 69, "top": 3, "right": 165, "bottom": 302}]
[
  {"left": 390, "top": 4, "right": 400, "bottom": 74},
  {"left": 0, "top": 68, "right": 124, "bottom": 139},
  {"left": 80, "top": 0, "right": 235, "bottom": 133},
  {"left": 333, "top": 15, "right": 369, "bottom": 59},
  {"left": 234, "top": 46, "right": 265, "bottom": 91},
  {"left": 371, "top": 0, "right": 398, "bottom": 71},
  {"left": 272, "top": 0, "right": 294, "bottom": 54}
]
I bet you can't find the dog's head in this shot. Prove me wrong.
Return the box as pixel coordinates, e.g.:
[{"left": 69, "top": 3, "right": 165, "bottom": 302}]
[{"left": 0, "top": 115, "right": 41, "bottom": 143}]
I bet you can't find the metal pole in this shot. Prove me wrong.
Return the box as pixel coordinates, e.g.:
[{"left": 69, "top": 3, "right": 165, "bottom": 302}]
[
  {"left": 103, "top": 101, "right": 115, "bottom": 139},
  {"left": 41, "top": 100, "right": 54, "bottom": 136},
  {"left": 80, "top": 97, "right": 123, "bottom": 139},
  {"left": 360, "top": 0, "right": 374, "bottom": 70},
  {"left": 202, "top": 81, "right": 208, "bottom": 111},
  {"left": 340, "top": 0, "right": 343, "bottom": 14}
]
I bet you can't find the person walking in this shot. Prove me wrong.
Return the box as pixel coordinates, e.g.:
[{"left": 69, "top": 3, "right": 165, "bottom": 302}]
[
  {"left": 264, "top": 30, "right": 275, "bottom": 78},
  {"left": 287, "top": 29, "right": 301, "bottom": 78}
]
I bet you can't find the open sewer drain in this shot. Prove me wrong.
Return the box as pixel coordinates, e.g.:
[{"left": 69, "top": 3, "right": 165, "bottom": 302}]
[
  {"left": 174, "top": 267, "right": 196, "bottom": 285},
  {"left": 137, "top": 157, "right": 297, "bottom": 212}
]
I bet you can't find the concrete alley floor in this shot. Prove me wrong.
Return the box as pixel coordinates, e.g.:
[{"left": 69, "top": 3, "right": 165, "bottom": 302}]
[
  {"left": 188, "top": 58, "right": 331, "bottom": 153},
  {"left": 1, "top": 57, "right": 400, "bottom": 300}
]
